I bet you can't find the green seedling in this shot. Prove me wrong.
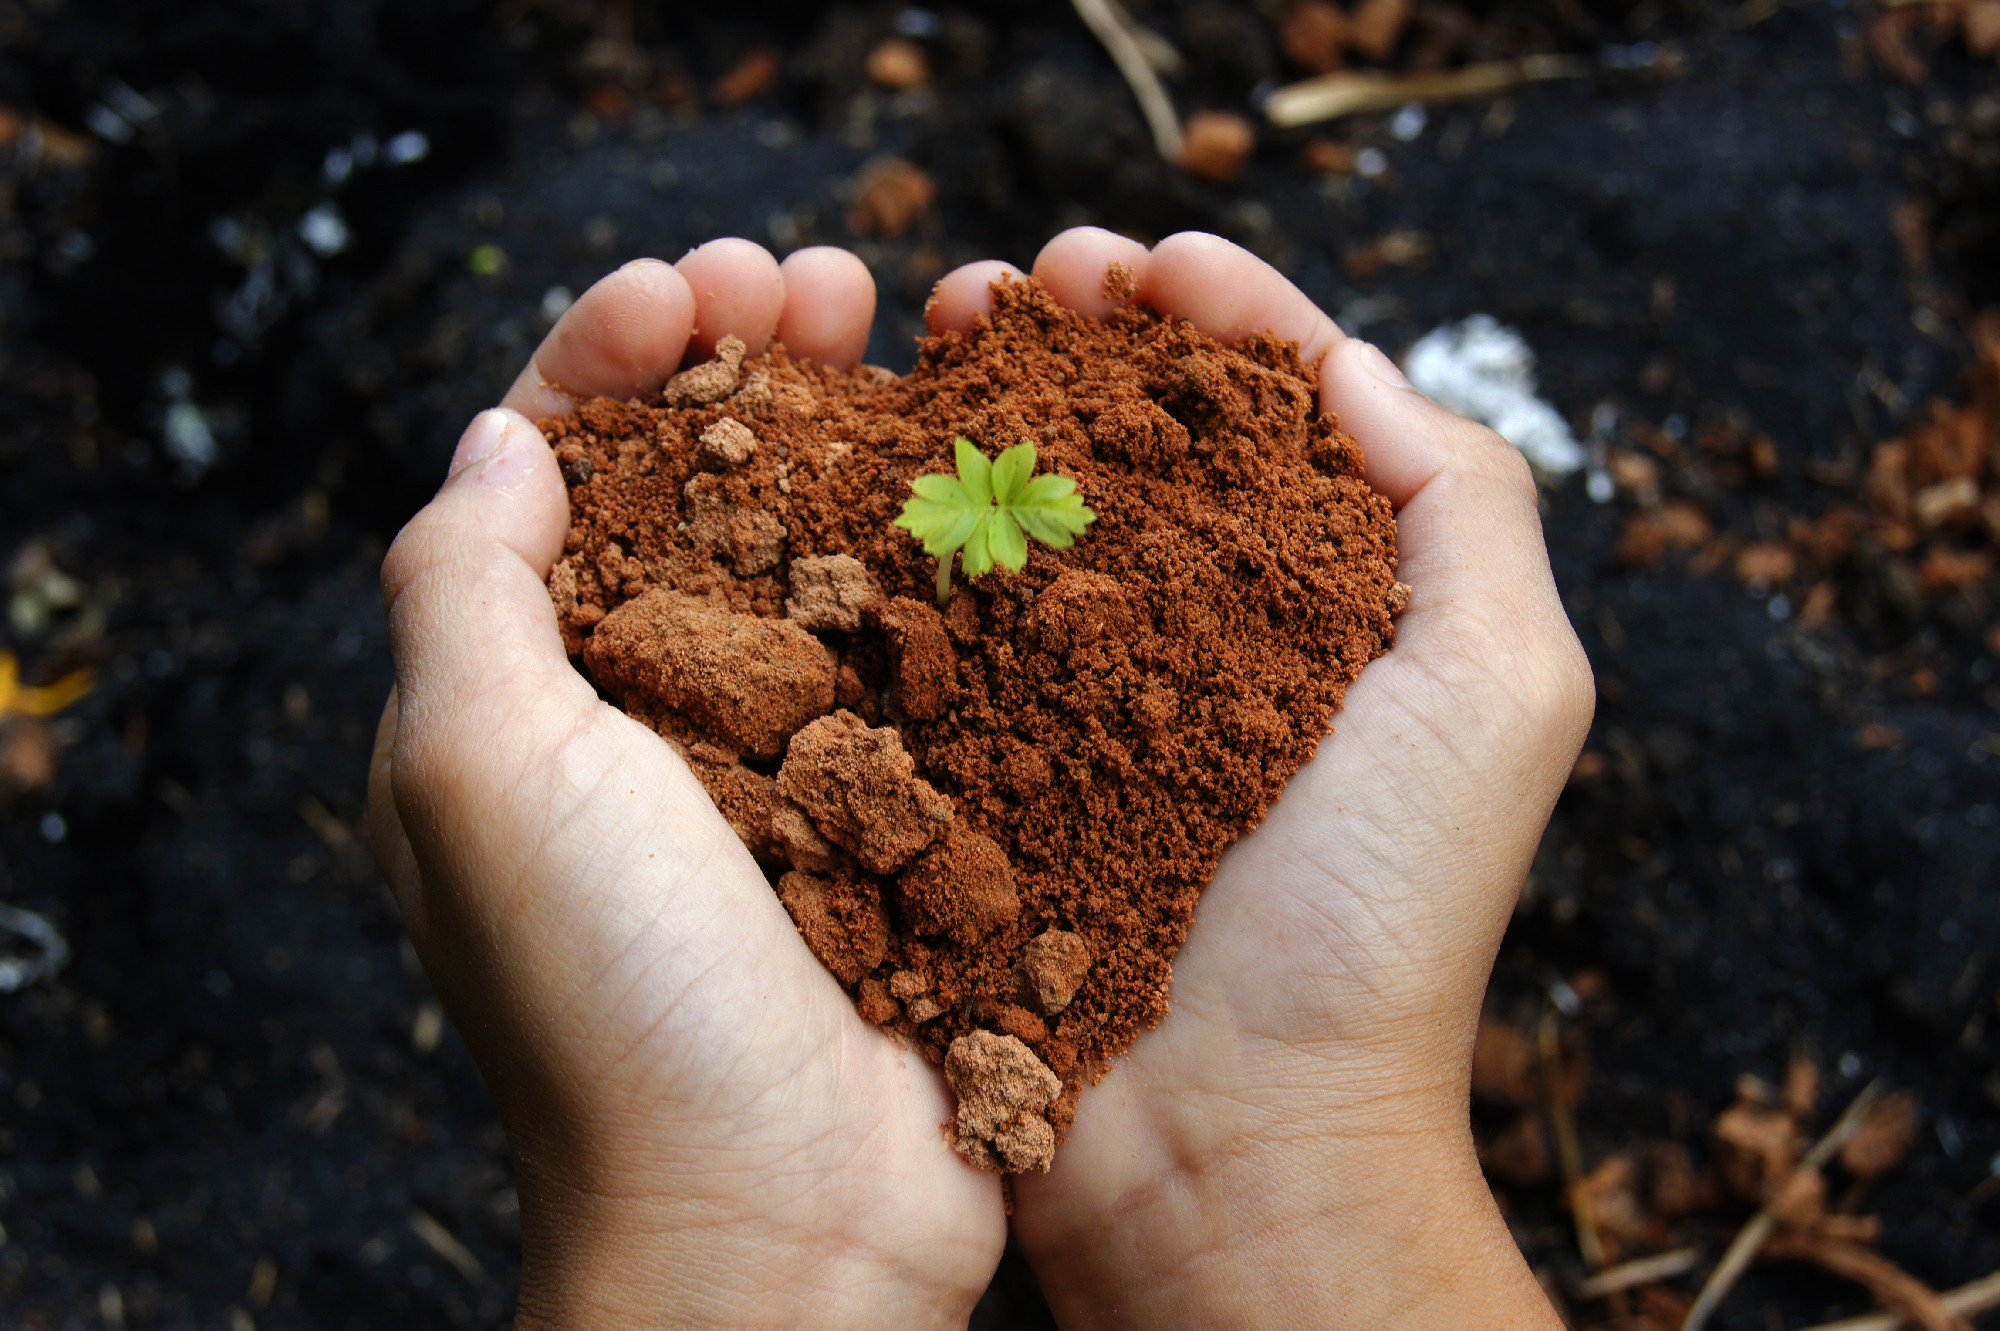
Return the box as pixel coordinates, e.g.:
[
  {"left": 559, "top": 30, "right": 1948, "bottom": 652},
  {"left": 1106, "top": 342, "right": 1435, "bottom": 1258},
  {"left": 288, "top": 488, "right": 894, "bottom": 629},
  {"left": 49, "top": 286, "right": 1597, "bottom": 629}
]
[{"left": 894, "top": 437, "right": 1096, "bottom": 608}]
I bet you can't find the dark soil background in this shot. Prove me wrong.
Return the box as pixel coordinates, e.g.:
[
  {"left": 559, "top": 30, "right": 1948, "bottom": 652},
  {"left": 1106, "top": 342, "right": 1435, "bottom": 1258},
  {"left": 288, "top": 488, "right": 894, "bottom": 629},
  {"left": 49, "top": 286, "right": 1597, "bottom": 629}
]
[{"left": 0, "top": 1, "right": 1994, "bottom": 1327}]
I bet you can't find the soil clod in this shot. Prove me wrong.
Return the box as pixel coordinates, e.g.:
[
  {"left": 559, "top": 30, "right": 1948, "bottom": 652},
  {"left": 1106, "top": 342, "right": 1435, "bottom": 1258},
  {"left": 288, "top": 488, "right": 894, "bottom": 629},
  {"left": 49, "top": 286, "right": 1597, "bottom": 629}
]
[
  {"left": 777, "top": 710, "right": 955, "bottom": 873},
  {"left": 778, "top": 869, "right": 891, "bottom": 986},
  {"left": 1017, "top": 930, "right": 1091, "bottom": 1016},
  {"left": 585, "top": 589, "right": 835, "bottom": 757},
  {"left": 878, "top": 595, "right": 957, "bottom": 721},
  {"left": 683, "top": 470, "right": 787, "bottom": 573},
  {"left": 945, "top": 1031, "right": 1062, "bottom": 1174},
  {"left": 664, "top": 333, "right": 748, "bottom": 405},
  {"left": 897, "top": 823, "right": 1020, "bottom": 944},
  {"left": 697, "top": 416, "right": 758, "bottom": 468},
  {"left": 786, "top": 554, "right": 880, "bottom": 632},
  {"left": 770, "top": 797, "right": 838, "bottom": 872}
]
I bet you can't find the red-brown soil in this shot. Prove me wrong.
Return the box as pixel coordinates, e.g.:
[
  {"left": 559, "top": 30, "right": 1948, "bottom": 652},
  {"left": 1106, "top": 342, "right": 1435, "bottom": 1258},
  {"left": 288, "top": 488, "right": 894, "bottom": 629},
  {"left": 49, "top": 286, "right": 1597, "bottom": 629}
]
[{"left": 545, "top": 276, "right": 1403, "bottom": 1170}]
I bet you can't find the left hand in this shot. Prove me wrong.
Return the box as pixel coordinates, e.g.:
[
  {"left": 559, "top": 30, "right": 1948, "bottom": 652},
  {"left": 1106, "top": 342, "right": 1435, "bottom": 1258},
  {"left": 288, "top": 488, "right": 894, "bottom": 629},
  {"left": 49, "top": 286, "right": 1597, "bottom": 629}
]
[{"left": 367, "top": 241, "right": 1006, "bottom": 1329}]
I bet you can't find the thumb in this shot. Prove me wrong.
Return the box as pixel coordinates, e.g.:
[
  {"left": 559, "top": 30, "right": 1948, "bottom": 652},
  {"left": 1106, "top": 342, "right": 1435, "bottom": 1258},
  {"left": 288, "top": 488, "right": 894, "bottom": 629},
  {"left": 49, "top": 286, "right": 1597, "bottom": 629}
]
[
  {"left": 376, "top": 409, "right": 766, "bottom": 944},
  {"left": 1320, "top": 338, "right": 1594, "bottom": 773},
  {"left": 378, "top": 409, "right": 599, "bottom": 877}
]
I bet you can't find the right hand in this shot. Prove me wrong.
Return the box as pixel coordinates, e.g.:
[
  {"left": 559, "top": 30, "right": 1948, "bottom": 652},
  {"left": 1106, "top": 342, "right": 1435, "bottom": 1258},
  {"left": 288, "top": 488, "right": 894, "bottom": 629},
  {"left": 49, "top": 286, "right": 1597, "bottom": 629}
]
[{"left": 924, "top": 228, "right": 1590, "bottom": 1329}]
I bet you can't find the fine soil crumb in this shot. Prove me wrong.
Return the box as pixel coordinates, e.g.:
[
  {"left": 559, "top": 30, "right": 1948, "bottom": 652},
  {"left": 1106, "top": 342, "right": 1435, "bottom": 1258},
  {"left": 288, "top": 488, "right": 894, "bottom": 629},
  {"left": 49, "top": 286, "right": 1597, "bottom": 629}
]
[
  {"left": 945, "top": 1031, "right": 1062, "bottom": 1173},
  {"left": 1017, "top": 930, "right": 1091, "bottom": 1016},
  {"left": 546, "top": 276, "right": 1401, "bottom": 1172},
  {"left": 1102, "top": 261, "right": 1138, "bottom": 302}
]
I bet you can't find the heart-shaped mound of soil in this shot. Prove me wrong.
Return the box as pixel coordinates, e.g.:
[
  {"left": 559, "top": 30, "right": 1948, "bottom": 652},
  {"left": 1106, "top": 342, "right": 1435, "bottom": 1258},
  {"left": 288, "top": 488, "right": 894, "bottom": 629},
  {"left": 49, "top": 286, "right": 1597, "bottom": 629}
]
[{"left": 543, "top": 275, "right": 1404, "bottom": 1172}]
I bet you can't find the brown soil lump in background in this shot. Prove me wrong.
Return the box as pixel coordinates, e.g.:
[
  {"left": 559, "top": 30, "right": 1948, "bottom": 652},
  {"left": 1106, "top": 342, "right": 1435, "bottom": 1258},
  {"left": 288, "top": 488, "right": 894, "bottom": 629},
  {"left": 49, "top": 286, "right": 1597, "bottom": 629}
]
[{"left": 546, "top": 276, "right": 1402, "bottom": 1173}]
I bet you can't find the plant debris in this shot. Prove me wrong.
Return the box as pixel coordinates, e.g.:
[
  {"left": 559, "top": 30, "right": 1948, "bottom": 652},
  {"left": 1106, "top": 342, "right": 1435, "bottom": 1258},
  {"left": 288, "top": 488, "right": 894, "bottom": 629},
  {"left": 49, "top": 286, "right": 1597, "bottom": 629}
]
[{"left": 1263, "top": 55, "right": 1590, "bottom": 128}]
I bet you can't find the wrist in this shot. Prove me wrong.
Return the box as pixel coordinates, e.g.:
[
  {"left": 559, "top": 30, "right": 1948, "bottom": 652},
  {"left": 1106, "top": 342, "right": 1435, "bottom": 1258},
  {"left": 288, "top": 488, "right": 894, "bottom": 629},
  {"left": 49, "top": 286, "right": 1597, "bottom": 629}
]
[
  {"left": 511, "top": 1165, "right": 988, "bottom": 1330},
  {"left": 1017, "top": 1075, "right": 1559, "bottom": 1330}
]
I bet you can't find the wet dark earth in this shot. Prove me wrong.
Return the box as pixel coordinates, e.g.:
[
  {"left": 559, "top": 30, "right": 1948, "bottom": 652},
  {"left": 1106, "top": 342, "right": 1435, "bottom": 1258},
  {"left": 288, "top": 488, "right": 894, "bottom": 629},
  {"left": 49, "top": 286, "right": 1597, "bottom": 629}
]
[{"left": 0, "top": 2, "right": 1995, "bottom": 1326}]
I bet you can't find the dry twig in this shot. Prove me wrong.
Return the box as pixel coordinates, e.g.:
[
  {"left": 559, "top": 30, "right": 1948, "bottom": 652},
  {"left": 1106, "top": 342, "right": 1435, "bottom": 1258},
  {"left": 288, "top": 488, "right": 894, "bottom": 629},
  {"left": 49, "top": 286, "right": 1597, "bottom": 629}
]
[
  {"left": 1763, "top": 1232, "right": 1971, "bottom": 1331},
  {"left": 1264, "top": 55, "right": 1590, "bottom": 128},
  {"left": 1681, "top": 1079, "right": 1886, "bottom": 1331},
  {"left": 1574, "top": 1247, "right": 1704, "bottom": 1300},
  {"left": 1541, "top": 1007, "right": 1603, "bottom": 1269},
  {"left": 409, "top": 1210, "right": 487, "bottom": 1286},
  {"left": 1799, "top": 1267, "right": 2000, "bottom": 1330},
  {"left": 1069, "top": 0, "right": 1185, "bottom": 161}
]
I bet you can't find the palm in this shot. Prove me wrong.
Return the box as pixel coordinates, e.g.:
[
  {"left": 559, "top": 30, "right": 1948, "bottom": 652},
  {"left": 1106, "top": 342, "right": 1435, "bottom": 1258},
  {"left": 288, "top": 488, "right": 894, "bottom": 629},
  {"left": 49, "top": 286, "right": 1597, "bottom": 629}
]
[
  {"left": 465, "top": 694, "right": 996, "bottom": 1254},
  {"left": 1013, "top": 607, "right": 1569, "bottom": 1200}
]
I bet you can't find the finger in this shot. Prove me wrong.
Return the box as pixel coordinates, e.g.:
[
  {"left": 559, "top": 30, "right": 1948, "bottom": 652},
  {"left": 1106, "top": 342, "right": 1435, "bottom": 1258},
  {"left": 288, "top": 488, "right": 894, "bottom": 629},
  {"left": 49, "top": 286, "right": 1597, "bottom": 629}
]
[
  {"left": 1143, "top": 231, "right": 1345, "bottom": 369},
  {"left": 1321, "top": 336, "right": 1524, "bottom": 512},
  {"left": 1031, "top": 227, "right": 1151, "bottom": 320},
  {"left": 923, "top": 259, "right": 1025, "bottom": 335},
  {"left": 775, "top": 246, "right": 877, "bottom": 369},
  {"left": 676, "top": 237, "right": 787, "bottom": 360},
  {"left": 502, "top": 259, "right": 697, "bottom": 419}
]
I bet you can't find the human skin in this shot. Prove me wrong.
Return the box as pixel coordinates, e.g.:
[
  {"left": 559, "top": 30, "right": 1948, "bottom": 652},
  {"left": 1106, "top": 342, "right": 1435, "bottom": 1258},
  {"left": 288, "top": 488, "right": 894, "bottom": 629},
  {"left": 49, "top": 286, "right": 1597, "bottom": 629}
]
[{"left": 368, "top": 229, "right": 1588, "bottom": 1327}]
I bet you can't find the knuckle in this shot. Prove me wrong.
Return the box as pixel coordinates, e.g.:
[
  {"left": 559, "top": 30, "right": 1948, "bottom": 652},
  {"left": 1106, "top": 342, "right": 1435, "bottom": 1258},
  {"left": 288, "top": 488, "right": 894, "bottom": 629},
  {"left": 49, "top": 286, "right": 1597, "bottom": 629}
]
[
  {"left": 1469, "top": 429, "right": 1537, "bottom": 505},
  {"left": 1512, "top": 622, "right": 1596, "bottom": 742},
  {"left": 380, "top": 507, "right": 443, "bottom": 612},
  {"left": 381, "top": 503, "right": 484, "bottom": 626}
]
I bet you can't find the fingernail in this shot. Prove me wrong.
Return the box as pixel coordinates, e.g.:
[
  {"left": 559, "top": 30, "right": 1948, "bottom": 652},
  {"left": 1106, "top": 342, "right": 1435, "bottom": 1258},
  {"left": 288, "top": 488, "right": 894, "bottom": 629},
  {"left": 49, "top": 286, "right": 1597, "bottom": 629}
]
[
  {"left": 477, "top": 421, "right": 538, "bottom": 491},
  {"left": 448, "top": 409, "right": 510, "bottom": 479},
  {"left": 1354, "top": 340, "right": 1412, "bottom": 389}
]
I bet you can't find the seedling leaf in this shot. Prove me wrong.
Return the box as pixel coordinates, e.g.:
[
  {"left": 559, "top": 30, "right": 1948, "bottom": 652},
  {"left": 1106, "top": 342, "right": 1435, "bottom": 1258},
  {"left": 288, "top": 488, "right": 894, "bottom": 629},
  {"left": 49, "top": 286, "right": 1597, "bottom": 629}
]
[
  {"left": 989, "top": 441, "right": 1037, "bottom": 504},
  {"left": 954, "top": 436, "right": 994, "bottom": 506},
  {"left": 987, "top": 507, "right": 1027, "bottom": 569},
  {"left": 962, "top": 517, "right": 994, "bottom": 579},
  {"left": 893, "top": 436, "right": 1098, "bottom": 606},
  {"left": 1010, "top": 473, "right": 1093, "bottom": 549}
]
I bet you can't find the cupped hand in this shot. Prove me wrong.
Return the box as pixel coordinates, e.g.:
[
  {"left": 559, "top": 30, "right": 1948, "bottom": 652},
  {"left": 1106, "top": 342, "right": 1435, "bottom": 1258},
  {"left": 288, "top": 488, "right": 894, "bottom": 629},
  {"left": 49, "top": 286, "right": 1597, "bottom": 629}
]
[
  {"left": 929, "top": 230, "right": 1589, "bottom": 1328},
  {"left": 367, "top": 240, "right": 1004, "bottom": 1329}
]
